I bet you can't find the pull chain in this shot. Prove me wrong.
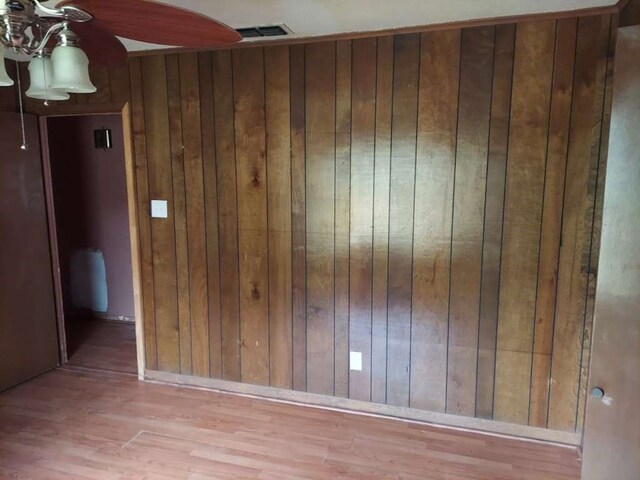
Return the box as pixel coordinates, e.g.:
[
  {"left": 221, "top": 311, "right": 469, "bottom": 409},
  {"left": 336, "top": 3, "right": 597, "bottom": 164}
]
[
  {"left": 15, "top": 59, "right": 28, "bottom": 151},
  {"left": 42, "top": 54, "right": 49, "bottom": 107}
]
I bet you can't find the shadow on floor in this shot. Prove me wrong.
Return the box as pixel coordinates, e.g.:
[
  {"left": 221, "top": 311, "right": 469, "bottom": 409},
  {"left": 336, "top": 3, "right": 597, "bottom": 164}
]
[{"left": 65, "top": 315, "right": 137, "bottom": 375}]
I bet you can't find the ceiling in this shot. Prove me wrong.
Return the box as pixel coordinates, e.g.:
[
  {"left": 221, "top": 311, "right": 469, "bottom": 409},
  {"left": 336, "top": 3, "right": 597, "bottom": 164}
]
[
  {"left": 1, "top": 0, "right": 617, "bottom": 58},
  {"left": 110, "top": 0, "right": 617, "bottom": 52}
]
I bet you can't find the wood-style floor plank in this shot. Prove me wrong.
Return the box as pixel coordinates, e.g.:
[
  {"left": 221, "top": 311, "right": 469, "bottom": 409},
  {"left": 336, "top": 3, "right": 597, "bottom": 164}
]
[
  {"left": 0, "top": 368, "right": 580, "bottom": 479},
  {"left": 65, "top": 319, "right": 137, "bottom": 375}
]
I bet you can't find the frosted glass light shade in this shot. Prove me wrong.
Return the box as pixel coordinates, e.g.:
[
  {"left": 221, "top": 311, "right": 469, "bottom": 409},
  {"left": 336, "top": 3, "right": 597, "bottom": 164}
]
[
  {"left": 25, "top": 56, "right": 70, "bottom": 101},
  {"left": 0, "top": 50, "right": 14, "bottom": 87},
  {"left": 50, "top": 44, "right": 96, "bottom": 93}
]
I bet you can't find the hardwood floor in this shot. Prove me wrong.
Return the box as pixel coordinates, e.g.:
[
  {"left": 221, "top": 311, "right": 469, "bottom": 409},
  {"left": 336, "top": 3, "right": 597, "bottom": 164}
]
[
  {"left": 66, "top": 318, "right": 137, "bottom": 375},
  {"left": 0, "top": 369, "right": 581, "bottom": 479}
]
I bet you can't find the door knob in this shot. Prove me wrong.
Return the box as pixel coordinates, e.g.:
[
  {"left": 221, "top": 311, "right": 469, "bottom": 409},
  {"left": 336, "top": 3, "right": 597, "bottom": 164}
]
[{"left": 591, "top": 386, "right": 605, "bottom": 399}]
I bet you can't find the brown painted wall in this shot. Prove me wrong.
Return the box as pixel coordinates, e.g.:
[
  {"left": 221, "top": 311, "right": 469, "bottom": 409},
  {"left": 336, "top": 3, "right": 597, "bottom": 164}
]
[{"left": 16, "top": 13, "right": 616, "bottom": 432}]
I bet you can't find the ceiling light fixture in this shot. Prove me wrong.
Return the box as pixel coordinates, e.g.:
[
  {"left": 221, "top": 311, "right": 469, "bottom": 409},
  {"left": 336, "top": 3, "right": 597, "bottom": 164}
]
[
  {"left": 0, "top": 47, "right": 14, "bottom": 85},
  {"left": 1, "top": 0, "right": 242, "bottom": 148},
  {"left": 25, "top": 51, "right": 70, "bottom": 100},
  {"left": 1, "top": 0, "right": 96, "bottom": 101}
]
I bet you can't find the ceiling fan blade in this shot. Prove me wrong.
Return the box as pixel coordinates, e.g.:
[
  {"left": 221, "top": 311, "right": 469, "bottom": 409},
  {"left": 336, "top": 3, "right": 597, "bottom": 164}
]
[
  {"left": 68, "top": 21, "right": 128, "bottom": 66},
  {"left": 43, "top": 19, "right": 128, "bottom": 66},
  {"left": 55, "top": 0, "right": 242, "bottom": 47}
]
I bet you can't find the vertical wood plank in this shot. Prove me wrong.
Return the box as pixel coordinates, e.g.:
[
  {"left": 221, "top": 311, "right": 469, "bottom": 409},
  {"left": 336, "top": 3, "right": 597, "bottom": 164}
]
[
  {"left": 387, "top": 34, "right": 420, "bottom": 407},
  {"left": 334, "top": 40, "right": 352, "bottom": 399},
  {"left": 476, "top": 24, "right": 516, "bottom": 419},
  {"left": 128, "top": 57, "right": 157, "bottom": 370},
  {"left": 446, "top": 26, "right": 494, "bottom": 417},
  {"left": 198, "top": 51, "right": 223, "bottom": 379},
  {"left": 233, "top": 48, "right": 270, "bottom": 386},
  {"left": 494, "top": 20, "right": 555, "bottom": 424},
  {"left": 109, "top": 65, "right": 130, "bottom": 103},
  {"left": 349, "top": 38, "right": 376, "bottom": 402},
  {"left": 77, "top": 23, "right": 613, "bottom": 427},
  {"left": 290, "top": 44, "right": 307, "bottom": 392},
  {"left": 410, "top": 30, "right": 460, "bottom": 412},
  {"left": 140, "top": 55, "right": 180, "bottom": 373},
  {"left": 549, "top": 15, "right": 611, "bottom": 431},
  {"left": 305, "top": 42, "right": 336, "bottom": 395},
  {"left": 576, "top": 15, "right": 617, "bottom": 433},
  {"left": 179, "top": 53, "right": 210, "bottom": 378},
  {"left": 165, "top": 54, "right": 191, "bottom": 375},
  {"left": 528, "top": 18, "right": 577, "bottom": 427},
  {"left": 212, "top": 50, "right": 241, "bottom": 382},
  {"left": 265, "top": 45, "right": 293, "bottom": 389},
  {"left": 87, "top": 66, "right": 111, "bottom": 104},
  {"left": 371, "top": 37, "right": 393, "bottom": 404}
]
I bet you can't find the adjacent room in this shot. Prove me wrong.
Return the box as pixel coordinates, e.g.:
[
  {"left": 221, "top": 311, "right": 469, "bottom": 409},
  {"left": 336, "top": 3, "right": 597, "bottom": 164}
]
[
  {"left": 1, "top": 0, "right": 638, "bottom": 478},
  {"left": 46, "top": 113, "right": 137, "bottom": 374}
]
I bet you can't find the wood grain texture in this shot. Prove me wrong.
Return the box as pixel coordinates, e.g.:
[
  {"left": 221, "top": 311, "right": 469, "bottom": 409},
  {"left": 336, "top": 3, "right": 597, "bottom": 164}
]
[
  {"left": 212, "top": 50, "right": 241, "bottom": 382},
  {"left": 386, "top": 34, "right": 420, "bottom": 408},
  {"left": 87, "top": 66, "right": 111, "bottom": 105},
  {"left": 165, "top": 54, "right": 192, "bottom": 375},
  {"left": 305, "top": 42, "right": 336, "bottom": 396},
  {"left": 290, "top": 44, "right": 307, "bottom": 392},
  {"left": 528, "top": 18, "right": 577, "bottom": 428},
  {"left": 494, "top": 20, "right": 555, "bottom": 425},
  {"left": 447, "top": 26, "right": 494, "bottom": 417},
  {"left": 128, "top": 57, "right": 157, "bottom": 370},
  {"left": 410, "top": 30, "right": 460, "bottom": 412},
  {"left": 198, "top": 51, "right": 223, "bottom": 379},
  {"left": 49, "top": 15, "right": 616, "bottom": 433},
  {"left": 179, "top": 53, "right": 210, "bottom": 378},
  {"left": 108, "top": 65, "right": 131, "bottom": 104},
  {"left": 65, "top": 319, "right": 137, "bottom": 375},
  {"left": 264, "top": 45, "right": 293, "bottom": 389},
  {"left": 370, "top": 36, "right": 394, "bottom": 405},
  {"left": 576, "top": 15, "right": 618, "bottom": 433},
  {"left": 233, "top": 48, "right": 270, "bottom": 386},
  {"left": 476, "top": 24, "right": 515, "bottom": 420},
  {"left": 141, "top": 55, "right": 180, "bottom": 373},
  {"left": 548, "top": 15, "right": 611, "bottom": 431},
  {"left": 334, "top": 40, "right": 352, "bottom": 399},
  {"left": 349, "top": 38, "right": 376, "bottom": 402},
  {"left": 0, "top": 369, "right": 582, "bottom": 480}
]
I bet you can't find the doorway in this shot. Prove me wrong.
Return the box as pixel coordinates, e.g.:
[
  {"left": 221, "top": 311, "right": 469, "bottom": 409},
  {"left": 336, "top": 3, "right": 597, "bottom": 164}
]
[{"left": 43, "top": 113, "right": 137, "bottom": 376}]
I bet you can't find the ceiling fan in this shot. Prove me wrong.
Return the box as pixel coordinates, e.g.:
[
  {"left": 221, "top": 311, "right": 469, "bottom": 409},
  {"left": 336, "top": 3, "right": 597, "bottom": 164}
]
[{"left": 0, "top": 0, "right": 242, "bottom": 98}]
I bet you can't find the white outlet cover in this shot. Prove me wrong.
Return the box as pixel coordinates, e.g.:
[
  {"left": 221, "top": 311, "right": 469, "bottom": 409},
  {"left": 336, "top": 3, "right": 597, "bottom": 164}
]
[
  {"left": 151, "top": 200, "right": 168, "bottom": 218},
  {"left": 350, "top": 351, "right": 363, "bottom": 371}
]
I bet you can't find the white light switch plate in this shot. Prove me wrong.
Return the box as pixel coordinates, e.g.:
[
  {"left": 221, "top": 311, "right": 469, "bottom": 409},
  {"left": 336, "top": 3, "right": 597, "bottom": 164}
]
[
  {"left": 151, "top": 200, "right": 168, "bottom": 218},
  {"left": 350, "top": 351, "right": 362, "bottom": 371}
]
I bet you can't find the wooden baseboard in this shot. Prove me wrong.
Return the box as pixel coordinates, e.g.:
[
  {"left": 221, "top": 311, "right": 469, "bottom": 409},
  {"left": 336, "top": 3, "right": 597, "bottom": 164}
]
[{"left": 145, "top": 369, "right": 581, "bottom": 447}]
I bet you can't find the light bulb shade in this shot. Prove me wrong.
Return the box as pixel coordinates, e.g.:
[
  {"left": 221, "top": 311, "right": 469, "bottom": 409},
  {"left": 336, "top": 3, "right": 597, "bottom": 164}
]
[
  {"left": 0, "top": 50, "right": 14, "bottom": 87},
  {"left": 25, "top": 56, "right": 70, "bottom": 101},
  {"left": 50, "top": 45, "right": 96, "bottom": 93}
]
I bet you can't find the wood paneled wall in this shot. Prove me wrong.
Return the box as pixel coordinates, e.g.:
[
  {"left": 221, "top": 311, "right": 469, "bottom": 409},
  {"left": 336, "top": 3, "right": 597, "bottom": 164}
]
[{"left": 14, "top": 14, "right": 616, "bottom": 432}]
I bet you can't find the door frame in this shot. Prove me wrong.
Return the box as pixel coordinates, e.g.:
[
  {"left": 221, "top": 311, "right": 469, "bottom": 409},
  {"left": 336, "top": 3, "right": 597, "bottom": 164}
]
[{"left": 37, "top": 102, "right": 145, "bottom": 379}]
